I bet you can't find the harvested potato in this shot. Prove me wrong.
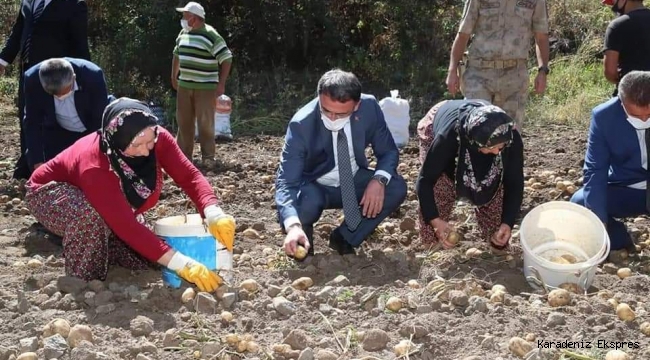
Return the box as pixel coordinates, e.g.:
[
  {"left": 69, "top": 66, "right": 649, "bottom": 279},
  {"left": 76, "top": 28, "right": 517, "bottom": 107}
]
[
  {"left": 239, "top": 279, "right": 259, "bottom": 292},
  {"left": 640, "top": 322, "right": 650, "bottom": 336},
  {"left": 294, "top": 245, "right": 308, "bottom": 260},
  {"left": 272, "top": 344, "right": 291, "bottom": 353},
  {"left": 225, "top": 333, "right": 239, "bottom": 346},
  {"left": 617, "top": 268, "right": 632, "bottom": 279},
  {"left": 547, "top": 289, "right": 571, "bottom": 307},
  {"left": 616, "top": 303, "right": 635, "bottom": 322},
  {"left": 43, "top": 318, "right": 71, "bottom": 338},
  {"left": 524, "top": 333, "right": 536, "bottom": 342},
  {"left": 241, "top": 228, "right": 260, "bottom": 239},
  {"left": 407, "top": 280, "right": 420, "bottom": 289},
  {"left": 508, "top": 337, "right": 533, "bottom": 358},
  {"left": 386, "top": 297, "right": 402, "bottom": 312},
  {"left": 559, "top": 282, "right": 582, "bottom": 294},
  {"left": 561, "top": 254, "right": 578, "bottom": 263},
  {"left": 447, "top": 231, "right": 461, "bottom": 245},
  {"left": 181, "top": 288, "right": 196, "bottom": 303},
  {"left": 598, "top": 290, "right": 614, "bottom": 300},
  {"left": 605, "top": 350, "right": 630, "bottom": 360},
  {"left": 394, "top": 340, "right": 415, "bottom": 356},
  {"left": 237, "top": 340, "right": 248, "bottom": 352},
  {"left": 67, "top": 325, "right": 93, "bottom": 348},
  {"left": 490, "top": 292, "right": 505, "bottom": 304},
  {"left": 246, "top": 341, "right": 259, "bottom": 353},
  {"left": 550, "top": 253, "right": 578, "bottom": 264},
  {"left": 465, "top": 248, "right": 483, "bottom": 258},
  {"left": 492, "top": 284, "right": 507, "bottom": 293},
  {"left": 608, "top": 298, "right": 619, "bottom": 309},
  {"left": 27, "top": 259, "right": 43, "bottom": 269},
  {"left": 565, "top": 185, "right": 577, "bottom": 195},
  {"left": 221, "top": 311, "right": 234, "bottom": 323}
]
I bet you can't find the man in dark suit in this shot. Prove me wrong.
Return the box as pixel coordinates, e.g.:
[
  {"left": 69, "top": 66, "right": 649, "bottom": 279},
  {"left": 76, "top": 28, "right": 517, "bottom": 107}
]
[
  {"left": 275, "top": 69, "right": 407, "bottom": 259},
  {"left": 24, "top": 57, "right": 108, "bottom": 171},
  {"left": 0, "top": 0, "right": 90, "bottom": 178},
  {"left": 571, "top": 70, "right": 650, "bottom": 254}
]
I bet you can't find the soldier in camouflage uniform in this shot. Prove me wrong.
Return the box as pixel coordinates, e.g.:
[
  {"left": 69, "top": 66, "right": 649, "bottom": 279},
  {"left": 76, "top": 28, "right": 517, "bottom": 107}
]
[{"left": 445, "top": 0, "right": 550, "bottom": 132}]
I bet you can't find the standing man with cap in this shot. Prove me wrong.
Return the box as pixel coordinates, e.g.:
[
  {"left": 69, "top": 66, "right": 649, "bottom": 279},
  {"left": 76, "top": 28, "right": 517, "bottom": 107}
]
[
  {"left": 601, "top": 0, "right": 650, "bottom": 96},
  {"left": 0, "top": 0, "right": 91, "bottom": 179},
  {"left": 171, "top": 1, "right": 233, "bottom": 168},
  {"left": 444, "top": 0, "right": 550, "bottom": 133}
]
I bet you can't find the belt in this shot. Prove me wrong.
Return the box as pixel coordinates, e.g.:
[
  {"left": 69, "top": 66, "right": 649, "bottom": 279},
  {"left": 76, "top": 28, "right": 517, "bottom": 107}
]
[{"left": 468, "top": 58, "right": 527, "bottom": 69}]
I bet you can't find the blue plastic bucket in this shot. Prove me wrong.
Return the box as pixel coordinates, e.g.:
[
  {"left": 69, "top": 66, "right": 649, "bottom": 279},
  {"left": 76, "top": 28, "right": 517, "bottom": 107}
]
[{"left": 154, "top": 214, "right": 217, "bottom": 288}]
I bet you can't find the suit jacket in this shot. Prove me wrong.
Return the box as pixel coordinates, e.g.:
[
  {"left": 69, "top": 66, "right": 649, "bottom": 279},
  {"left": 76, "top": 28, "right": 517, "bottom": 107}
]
[
  {"left": 0, "top": 0, "right": 90, "bottom": 68},
  {"left": 23, "top": 57, "right": 108, "bottom": 167},
  {"left": 275, "top": 94, "right": 400, "bottom": 225},
  {"left": 583, "top": 96, "right": 648, "bottom": 222}
]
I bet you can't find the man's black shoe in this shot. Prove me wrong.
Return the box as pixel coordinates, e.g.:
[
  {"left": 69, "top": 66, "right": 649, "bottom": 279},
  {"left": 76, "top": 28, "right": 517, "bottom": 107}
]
[{"left": 329, "top": 228, "right": 355, "bottom": 255}]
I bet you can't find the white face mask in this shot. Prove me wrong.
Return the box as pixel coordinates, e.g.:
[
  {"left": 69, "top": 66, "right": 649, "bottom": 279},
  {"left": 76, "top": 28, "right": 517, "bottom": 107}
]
[
  {"left": 622, "top": 102, "right": 650, "bottom": 129},
  {"left": 181, "top": 19, "right": 192, "bottom": 31},
  {"left": 626, "top": 116, "right": 650, "bottom": 130},
  {"left": 321, "top": 114, "right": 350, "bottom": 132},
  {"left": 55, "top": 90, "right": 73, "bottom": 100}
]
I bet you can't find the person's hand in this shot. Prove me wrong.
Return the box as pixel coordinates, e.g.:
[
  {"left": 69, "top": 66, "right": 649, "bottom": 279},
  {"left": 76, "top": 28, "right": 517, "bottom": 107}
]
[
  {"left": 283, "top": 224, "right": 310, "bottom": 256},
  {"left": 171, "top": 76, "right": 178, "bottom": 90},
  {"left": 491, "top": 223, "right": 511, "bottom": 248},
  {"left": 205, "top": 205, "right": 236, "bottom": 252},
  {"left": 167, "top": 251, "right": 222, "bottom": 292},
  {"left": 446, "top": 69, "right": 460, "bottom": 95},
  {"left": 215, "top": 83, "right": 226, "bottom": 98},
  {"left": 0, "top": 64, "right": 5, "bottom": 76},
  {"left": 360, "top": 178, "right": 385, "bottom": 218},
  {"left": 534, "top": 72, "right": 547, "bottom": 94},
  {"left": 431, "top": 218, "right": 457, "bottom": 249}
]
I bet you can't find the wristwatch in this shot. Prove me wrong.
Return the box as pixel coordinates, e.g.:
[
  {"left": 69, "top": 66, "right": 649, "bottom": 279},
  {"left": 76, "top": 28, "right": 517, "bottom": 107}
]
[
  {"left": 372, "top": 174, "right": 389, "bottom": 186},
  {"left": 538, "top": 65, "right": 550, "bottom": 75}
]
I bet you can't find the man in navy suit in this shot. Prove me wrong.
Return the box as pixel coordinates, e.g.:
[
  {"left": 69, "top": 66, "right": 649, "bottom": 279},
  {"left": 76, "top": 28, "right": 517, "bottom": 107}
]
[
  {"left": 23, "top": 57, "right": 108, "bottom": 172},
  {"left": 0, "top": 0, "right": 90, "bottom": 179},
  {"left": 571, "top": 70, "right": 650, "bottom": 253},
  {"left": 275, "top": 69, "right": 407, "bottom": 258}
]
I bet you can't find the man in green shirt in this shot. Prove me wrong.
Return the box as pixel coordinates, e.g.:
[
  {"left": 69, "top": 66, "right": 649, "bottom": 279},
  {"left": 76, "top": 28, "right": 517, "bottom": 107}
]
[{"left": 171, "top": 1, "right": 232, "bottom": 166}]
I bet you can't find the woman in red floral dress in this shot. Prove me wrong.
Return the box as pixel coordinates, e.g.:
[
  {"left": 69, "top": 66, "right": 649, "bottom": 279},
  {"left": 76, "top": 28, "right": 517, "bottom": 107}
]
[{"left": 25, "top": 98, "right": 235, "bottom": 292}]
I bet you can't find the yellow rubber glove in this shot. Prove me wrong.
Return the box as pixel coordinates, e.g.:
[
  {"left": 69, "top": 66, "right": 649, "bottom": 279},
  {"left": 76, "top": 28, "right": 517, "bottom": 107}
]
[
  {"left": 168, "top": 252, "right": 222, "bottom": 292},
  {"left": 205, "top": 205, "right": 236, "bottom": 252}
]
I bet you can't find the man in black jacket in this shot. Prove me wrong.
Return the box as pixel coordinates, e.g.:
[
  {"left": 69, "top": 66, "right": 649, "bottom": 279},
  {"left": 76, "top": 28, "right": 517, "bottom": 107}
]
[{"left": 0, "top": 0, "right": 91, "bottom": 179}]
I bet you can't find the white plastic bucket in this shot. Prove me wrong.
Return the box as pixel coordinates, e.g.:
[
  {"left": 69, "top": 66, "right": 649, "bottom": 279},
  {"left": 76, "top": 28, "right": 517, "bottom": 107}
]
[
  {"left": 154, "top": 214, "right": 233, "bottom": 287},
  {"left": 519, "top": 201, "right": 610, "bottom": 291}
]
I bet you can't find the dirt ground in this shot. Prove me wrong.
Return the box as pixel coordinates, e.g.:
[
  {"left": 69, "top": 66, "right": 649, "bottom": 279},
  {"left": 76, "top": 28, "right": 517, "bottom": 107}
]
[{"left": 1, "top": 100, "right": 650, "bottom": 360}]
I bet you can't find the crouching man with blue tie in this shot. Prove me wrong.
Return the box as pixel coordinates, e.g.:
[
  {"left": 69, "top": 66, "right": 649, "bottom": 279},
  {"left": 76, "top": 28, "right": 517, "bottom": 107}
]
[
  {"left": 571, "top": 71, "right": 650, "bottom": 255},
  {"left": 275, "top": 69, "right": 407, "bottom": 259}
]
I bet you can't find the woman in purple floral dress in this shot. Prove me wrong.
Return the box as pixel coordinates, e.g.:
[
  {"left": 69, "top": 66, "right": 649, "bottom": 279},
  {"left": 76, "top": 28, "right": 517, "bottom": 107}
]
[{"left": 415, "top": 100, "right": 524, "bottom": 250}]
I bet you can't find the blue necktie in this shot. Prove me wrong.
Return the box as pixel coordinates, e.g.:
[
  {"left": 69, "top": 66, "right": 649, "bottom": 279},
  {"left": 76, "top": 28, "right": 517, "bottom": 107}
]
[
  {"left": 337, "top": 130, "right": 362, "bottom": 231},
  {"left": 645, "top": 129, "right": 650, "bottom": 212},
  {"left": 23, "top": 0, "right": 46, "bottom": 63}
]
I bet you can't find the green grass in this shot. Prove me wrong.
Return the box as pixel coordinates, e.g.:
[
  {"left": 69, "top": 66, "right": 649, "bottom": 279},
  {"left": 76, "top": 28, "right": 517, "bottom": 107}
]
[
  {"left": 526, "top": 35, "right": 612, "bottom": 127},
  {"left": 0, "top": 77, "right": 17, "bottom": 100}
]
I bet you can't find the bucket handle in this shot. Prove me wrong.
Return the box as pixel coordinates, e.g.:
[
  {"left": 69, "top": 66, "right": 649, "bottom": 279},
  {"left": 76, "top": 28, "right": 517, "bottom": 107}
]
[{"left": 182, "top": 199, "right": 209, "bottom": 232}]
